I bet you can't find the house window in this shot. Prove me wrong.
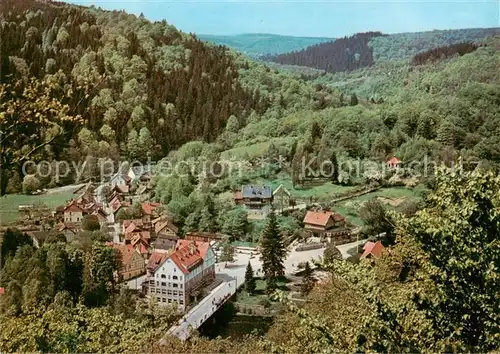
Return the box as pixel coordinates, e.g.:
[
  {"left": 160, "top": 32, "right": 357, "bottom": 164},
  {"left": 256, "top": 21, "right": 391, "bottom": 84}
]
[
  {"left": 180, "top": 284, "right": 183, "bottom": 289},
  {"left": 161, "top": 282, "right": 166, "bottom": 287},
  {"left": 162, "top": 298, "right": 166, "bottom": 303},
  {"left": 173, "top": 283, "right": 178, "bottom": 288},
  {"left": 179, "top": 276, "right": 183, "bottom": 280},
  {"left": 168, "top": 275, "right": 170, "bottom": 280},
  {"left": 179, "top": 300, "right": 184, "bottom": 305},
  {"left": 168, "top": 299, "right": 172, "bottom": 303},
  {"left": 179, "top": 291, "right": 183, "bottom": 296},
  {"left": 173, "top": 291, "right": 177, "bottom": 296},
  {"left": 150, "top": 288, "right": 155, "bottom": 293},
  {"left": 173, "top": 275, "right": 178, "bottom": 280},
  {"left": 167, "top": 290, "right": 172, "bottom": 295},
  {"left": 156, "top": 297, "right": 161, "bottom": 302},
  {"left": 162, "top": 289, "right": 166, "bottom": 294},
  {"left": 161, "top": 274, "right": 166, "bottom": 279},
  {"left": 156, "top": 281, "right": 159, "bottom": 286}
]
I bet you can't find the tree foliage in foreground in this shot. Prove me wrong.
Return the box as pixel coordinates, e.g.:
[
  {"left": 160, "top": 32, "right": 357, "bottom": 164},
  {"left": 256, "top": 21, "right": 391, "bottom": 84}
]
[{"left": 258, "top": 168, "right": 500, "bottom": 352}]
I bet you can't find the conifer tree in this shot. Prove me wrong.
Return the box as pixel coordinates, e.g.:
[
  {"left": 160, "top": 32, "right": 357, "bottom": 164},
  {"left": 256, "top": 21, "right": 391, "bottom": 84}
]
[
  {"left": 219, "top": 237, "right": 234, "bottom": 263},
  {"left": 300, "top": 261, "right": 314, "bottom": 295},
  {"left": 330, "top": 151, "right": 339, "bottom": 183},
  {"left": 350, "top": 93, "right": 358, "bottom": 106},
  {"left": 260, "top": 206, "right": 286, "bottom": 287},
  {"left": 244, "top": 262, "right": 256, "bottom": 294}
]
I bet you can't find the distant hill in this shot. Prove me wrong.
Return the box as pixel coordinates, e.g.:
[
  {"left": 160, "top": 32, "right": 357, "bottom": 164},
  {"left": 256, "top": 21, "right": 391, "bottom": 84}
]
[
  {"left": 197, "top": 33, "right": 334, "bottom": 56},
  {"left": 370, "top": 27, "right": 500, "bottom": 62},
  {"left": 265, "top": 28, "right": 500, "bottom": 73}
]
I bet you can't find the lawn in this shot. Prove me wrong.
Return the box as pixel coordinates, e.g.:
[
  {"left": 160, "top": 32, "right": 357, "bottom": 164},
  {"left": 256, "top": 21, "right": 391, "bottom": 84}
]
[
  {"left": 334, "top": 186, "right": 427, "bottom": 226},
  {"left": 0, "top": 191, "right": 74, "bottom": 225},
  {"left": 256, "top": 175, "right": 356, "bottom": 202},
  {"left": 236, "top": 278, "right": 290, "bottom": 305}
]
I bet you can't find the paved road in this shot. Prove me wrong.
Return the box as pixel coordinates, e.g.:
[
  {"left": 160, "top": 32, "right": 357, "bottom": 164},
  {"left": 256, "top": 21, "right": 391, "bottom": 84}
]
[{"left": 164, "top": 278, "right": 237, "bottom": 341}]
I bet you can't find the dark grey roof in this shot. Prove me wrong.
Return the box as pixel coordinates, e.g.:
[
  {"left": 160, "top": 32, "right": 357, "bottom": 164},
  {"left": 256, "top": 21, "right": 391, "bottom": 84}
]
[{"left": 241, "top": 185, "right": 273, "bottom": 199}]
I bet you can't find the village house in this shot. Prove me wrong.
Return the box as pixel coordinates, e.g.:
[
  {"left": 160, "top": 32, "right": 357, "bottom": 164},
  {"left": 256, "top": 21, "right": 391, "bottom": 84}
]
[
  {"left": 153, "top": 217, "right": 178, "bottom": 238},
  {"left": 303, "top": 210, "right": 350, "bottom": 242},
  {"left": 56, "top": 222, "right": 81, "bottom": 242},
  {"left": 127, "top": 164, "right": 152, "bottom": 182},
  {"left": 234, "top": 185, "right": 273, "bottom": 210},
  {"left": 108, "top": 243, "right": 146, "bottom": 280},
  {"left": 63, "top": 200, "right": 85, "bottom": 223},
  {"left": 184, "top": 232, "right": 224, "bottom": 243},
  {"left": 145, "top": 239, "right": 216, "bottom": 311},
  {"left": 141, "top": 202, "right": 162, "bottom": 224},
  {"left": 151, "top": 217, "right": 179, "bottom": 251},
  {"left": 360, "top": 241, "right": 385, "bottom": 259},
  {"left": 109, "top": 172, "right": 132, "bottom": 188},
  {"left": 386, "top": 156, "right": 402, "bottom": 170}
]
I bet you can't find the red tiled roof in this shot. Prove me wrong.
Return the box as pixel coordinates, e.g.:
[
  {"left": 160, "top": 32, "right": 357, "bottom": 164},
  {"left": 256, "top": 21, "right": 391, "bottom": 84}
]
[
  {"left": 165, "top": 240, "right": 211, "bottom": 274},
  {"left": 303, "top": 210, "right": 343, "bottom": 227},
  {"left": 0, "top": 287, "right": 5, "bottom": 295},
  {"left": 108, "top": 243, "right": 141, "bottom": 267},
  {"left": 361, "top": 241, "right": 385, "bottom": 259},
  {"left": 142, "top": 202, "right": 161, "bottom": 215},
  {"left": 57, "top": 222, "right": 80, "bottom": 232},
  {"left": 147, "top": 251, "right": 169, "bottom": 272},
  {"left": 64, "top": 201, "right": 84, "bottom": 213},
  {"left": 386, "top": 156, "right": 401, "bottom": 165}
]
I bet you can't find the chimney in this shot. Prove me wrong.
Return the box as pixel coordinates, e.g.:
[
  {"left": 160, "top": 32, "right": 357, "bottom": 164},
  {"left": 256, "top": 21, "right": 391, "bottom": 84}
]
[{"left": 189, "top": 242, "right": 196, "bottom": 255}]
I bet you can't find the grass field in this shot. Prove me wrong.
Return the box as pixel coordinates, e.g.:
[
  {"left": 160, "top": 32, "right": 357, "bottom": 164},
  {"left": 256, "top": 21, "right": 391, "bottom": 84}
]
[
  {"left": 334, "top": 186, "right": 426, "bottom": 226},
  {"left": 256, "top": 175, "right": 356, "bottom": 202},
  {"left": 0, "top": 191, "right": 74, "bottom": 225}
]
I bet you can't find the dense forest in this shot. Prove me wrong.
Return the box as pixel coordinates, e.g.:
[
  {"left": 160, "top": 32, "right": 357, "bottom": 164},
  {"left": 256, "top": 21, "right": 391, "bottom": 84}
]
[
  {"left": 411, "top": 41, "right": 479, "bottom": 65},
  {"left": 263, "top": 28, "right": 499, "bottom": 73},
  {"left": 0, "top": 0, "right": 499, "bottom": 352},
  {"left": 198, "top": 33, "right": 334, "bottom": 57},
  {"left": 0, "top": 0, "right": 338, "bottom": 194},
  {"left": 266, "top": 32, "right": 385, "bottom": 73}
]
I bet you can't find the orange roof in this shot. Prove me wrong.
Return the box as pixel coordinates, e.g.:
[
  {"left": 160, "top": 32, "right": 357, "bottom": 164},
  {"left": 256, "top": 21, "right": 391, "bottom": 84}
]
[
  {"left": 142, "top": 202, "right": 161, "bottom": 215},
  {"left": 147, "top": 251, "right": 169, "bottom": 272},
  {"left": 303, "top": 210, "right": 343, "bottom": 227},
  {"left": 0, "top": 287, "right": 4, "bottom": 295},
  {"left": 162, "top": 240, "right": 211, "bottom": 274},
  {"left": 386, "top": 156, "right": 401, "bottom": 165},
  {"left": 64, "top": 201, "right": 85, "bottom": 213},
  {"left": 109, "top": 243, "right": 141, "bottom": 267},
  {"left": 123, "top": 219, "right": 144, "bottom": 233},
  {"left": 361, "top": 241, "right": 385, "bottom": 259}
]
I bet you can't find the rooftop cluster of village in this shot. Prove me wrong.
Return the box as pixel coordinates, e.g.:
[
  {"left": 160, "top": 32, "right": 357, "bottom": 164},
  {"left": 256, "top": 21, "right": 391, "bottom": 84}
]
[{"left": 11, "top": 163, "right": 387, "bottom": 315}]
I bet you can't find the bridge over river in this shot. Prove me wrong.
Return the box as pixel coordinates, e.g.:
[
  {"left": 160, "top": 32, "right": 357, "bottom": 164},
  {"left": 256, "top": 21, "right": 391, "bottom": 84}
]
[
  {"left": 161, "top": 240, "right": 366, "bottom": 342},
  {"left": 162, "top": 278, "right": 237, "bottom": 341}
]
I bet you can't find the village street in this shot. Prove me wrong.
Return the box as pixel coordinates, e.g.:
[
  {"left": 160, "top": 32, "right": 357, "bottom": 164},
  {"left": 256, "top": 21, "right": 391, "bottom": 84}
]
[{"left": 216, "top": 238, "right": 366, "bottom": 287}]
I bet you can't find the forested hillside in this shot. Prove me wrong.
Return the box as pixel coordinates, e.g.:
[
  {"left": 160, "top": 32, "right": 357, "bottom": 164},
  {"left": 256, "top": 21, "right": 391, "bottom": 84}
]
[
  {"left": 266, "top": 32, "right": 384, "bottom": 73},
  {"left": 370, "top": 27, "right": 500, "bottom": 62},
  {"left": 0, "top": 0, "right": 335, "bottom": 194},
  {"left": 265, "top": 28, "right": 499, "bottom": 73},
  {"left": 198, "top": 33, "right": 334, "bottom": 56}
]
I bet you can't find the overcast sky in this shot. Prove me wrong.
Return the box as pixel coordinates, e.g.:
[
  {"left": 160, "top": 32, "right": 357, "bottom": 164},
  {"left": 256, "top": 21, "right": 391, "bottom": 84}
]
[{"left": 71, "top": 0, "right": 500, "bottom": 37}]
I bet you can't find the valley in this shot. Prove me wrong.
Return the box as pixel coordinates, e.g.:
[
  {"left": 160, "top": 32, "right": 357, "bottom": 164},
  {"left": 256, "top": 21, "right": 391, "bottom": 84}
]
[{"left": 0, "top": 0, "right": 499, "bottom": 352}]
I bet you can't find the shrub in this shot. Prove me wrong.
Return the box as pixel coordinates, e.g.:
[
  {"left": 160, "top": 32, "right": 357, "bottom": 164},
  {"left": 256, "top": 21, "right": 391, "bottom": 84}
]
[{"left": 22, "top": 175, "right": 41, "bottom": 194}]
